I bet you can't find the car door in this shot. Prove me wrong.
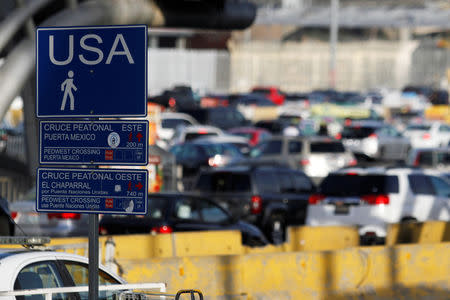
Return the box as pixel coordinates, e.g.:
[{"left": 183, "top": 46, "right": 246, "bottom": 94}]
[
  {"left": 289, "top": 171, "right": 315, "bottom": 224},
  {"left": 14, "top": 260, "right": 74, "bottom": 300},
  {"left": 60, "top": 260, "right": 122, "bottom": 300}
]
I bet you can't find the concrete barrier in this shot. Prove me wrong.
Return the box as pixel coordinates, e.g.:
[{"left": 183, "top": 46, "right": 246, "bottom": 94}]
[
  {"left": 21, "top": 225, "right": 450, "bottom": 299},
  {"left": 119, "top": 243, "right": 450, "bottom": 300},
  {"left": 386, "top": 221, "right": 450, "bottom": 245}
]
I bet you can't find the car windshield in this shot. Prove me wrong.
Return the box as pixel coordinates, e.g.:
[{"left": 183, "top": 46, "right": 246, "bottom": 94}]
[
  {"left": 319, "top": 174, "right": 399, "bottom": 196},
  {"left": 406, "top": 124, "right": 431, "bottom": 131},
  {"left": 341, "top": 126, "right": 377, "bottom": 139},
  {"left": 196, "top": 172, "right": 251, "bottom": 192},
  {"left": 250, "top": 140, "right": 282, "bottom": 157},
  {"left": 200, "top": 143, "right": 243, "bottom": 157},
  {"left": 310, "top": 141, "right": 345, "bottom": 153}
]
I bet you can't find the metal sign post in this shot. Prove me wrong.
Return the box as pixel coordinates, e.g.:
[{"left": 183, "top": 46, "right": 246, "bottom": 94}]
[
  {"left": 36, "top": 24, "right": 148, "bottom": 300},
  {"left": 88, "top": 214, "right": 99, "bottom": 300}
]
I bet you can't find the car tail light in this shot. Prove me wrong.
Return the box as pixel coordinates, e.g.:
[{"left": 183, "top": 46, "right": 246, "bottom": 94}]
[
  {"left": 99, "top": 226, "right": 107, "bottom": 235},
  {"left": 348, "top": 159, "right": 357, "bottom": 166},
  {"left": 250, "top": 195, "right": 262, "bottom": 214},
  {"left": 300, "top": 159, "right": 309, "bottom": 166},
  {"left": 10, "top": 212, "right": 17, "bottom": 220},
  {"left": 198, "top": 129, "right": 208, "bottom": 134},
  {"left": 47, "top": 213, "right": 81, "bottom": 220},
  {"left": 361, "top": 195, "right": 389, "bottom": 205},
  {"left": 151, "top": 225, "right": 173, "bottom": 234},
  {"left": 368, "top": 133, "right": 378, "bottom": 139},
  {"left": 422, "top": 133, "right": 431, "bottom": 139},
  {"left": 413, "top": 153, "right": 421, "bottom": 166},
  {"left": 308, "top": 194, "right": 325, "bottom": 205},
  {"left": 335, "top": 133, "right": 342, "bottom": 140},
  {"left": 168, "top": 97, "right": 176, "bottom": 108}
]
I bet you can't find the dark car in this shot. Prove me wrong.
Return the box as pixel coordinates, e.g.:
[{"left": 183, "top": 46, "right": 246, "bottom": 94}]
[
  {"left": 193, "top": 163, "right": 316, "bottom": 244},
  {"left": 0, "top": 197, "right": 14, "bottom": 235},
  {"left": 149, "top": 85, "right": 199, "bottom": 110},
  {"left": 99, "top": 193, "right": 269, "bottom": 247},
  {"left": 169, "top": 140, "right": 245, "bottom": 189},
  {"left": 180, "top": 106, "right": 251, "bottom": 130}
]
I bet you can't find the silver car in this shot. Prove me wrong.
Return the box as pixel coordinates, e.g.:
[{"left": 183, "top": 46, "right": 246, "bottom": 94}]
[
  {"left": 9, "top": 187, "right": 89, "bottom": 237},
  {"left": 249, "top": 136, "right": 357, "bottom": 183},
  {"left": 341, "top": 120, "right": 411, "bottom": 161}
]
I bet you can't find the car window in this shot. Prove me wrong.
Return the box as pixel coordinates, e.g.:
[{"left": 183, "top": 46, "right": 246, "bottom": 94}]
[
  {"left": 436, "top": 152, "right": 450, "bottom": 165},
  {"left": 278, "top": 171, "right": 295, "bottom": 193},
  {"left": 320, "top": 174, "right": 399, "bottom": 195},
  {"left": 310, "top": 141, "right": 345, "bottom": 153},
  {"left": 438, "top": 125, "right": 450, "bottom": 132},
  {"left": 429, "top": 176, "right": 450, "bottom": 197},
  {"left": 417, "top": 151, "right": 434, "bottom": 166},
  {"left": 181, "top": 144, "right": 201, "bottom": 161},
  {"left": 292, "top": 172, "right": 314, "bottom": 192},
  {"left": 14, "top": 261, "right": 67, "bottom": 300},
  {"left": 250, "top": 140, "right": 282, "bottom": 157},
  {"left": 408, "top": 174, "right": 435, "bottom": 195},
  {"left": 199, "top": 200, "right": 230, "bottom": 223},
  {"left": 146, "top": 198, "right": 166, "bottom": 219},
  {"left": 406, "top": 124, "right": 431, "bottom": 131},
  {"left": 195, "top": 172, "right": 251, "bottom": 192},
  {"left": 173, "top": 198, "right": 200, "bottom": 220},
  {"left": 184, "top": 132, "right": 217, "bottom": 142},
  {"left": 62, "top": 262, "right": 120, "bottom": 300},
  {"left": 162, "top": 118, "right": 192, "bottom": 129},
  {"left": 288, "top": 140, "right": 302, "bottom": 153},
  {"left": 254, "top": 170, "right": 278, "bottom": 193},
  {"left": 341, "top": 126, "right": 375, "bottom": 139}
]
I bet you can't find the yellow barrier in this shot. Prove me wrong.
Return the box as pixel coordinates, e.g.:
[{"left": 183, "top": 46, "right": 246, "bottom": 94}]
[
  {"left": 119, "top": 243, "right": 450, "bottom": 299},
  {"left": 386, "top": 221, "right": 450, "bottom": 245},
  {"left": 14, "top": 225, "right": 449, "bottom": 299}
]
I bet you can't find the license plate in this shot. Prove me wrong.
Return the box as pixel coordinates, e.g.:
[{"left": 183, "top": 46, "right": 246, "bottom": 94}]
[{"left": 334, "top": 205, "right": 349, "bottom": 215}]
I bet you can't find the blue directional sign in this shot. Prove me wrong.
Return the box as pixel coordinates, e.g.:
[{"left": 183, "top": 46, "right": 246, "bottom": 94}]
[
  {"left": 39, "top": 120, "right": 148, "bottom": 165},
  {"left": 36, "top": 25, "right": 147, "bottom": 118},
  {"left": 37, "top": 168, "right": 148, "bottom": 214}
]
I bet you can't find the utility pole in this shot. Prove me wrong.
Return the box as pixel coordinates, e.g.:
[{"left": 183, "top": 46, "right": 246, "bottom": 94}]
[{"left": 329, "top": 0, "right": 339, "bottom": 89}]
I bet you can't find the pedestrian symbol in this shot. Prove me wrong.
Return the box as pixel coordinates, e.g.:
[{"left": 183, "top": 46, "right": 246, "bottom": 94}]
[{"left": 60, "top": 70, "right": 77, "bottom": 111}]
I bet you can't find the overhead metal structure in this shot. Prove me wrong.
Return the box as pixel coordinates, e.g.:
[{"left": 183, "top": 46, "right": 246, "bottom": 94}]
[
  {"left": 0, "top": 0, "right": 256, "bottom": 176},
  {"left": 256, "top": 4, "right": 450, "bottom": 28}
]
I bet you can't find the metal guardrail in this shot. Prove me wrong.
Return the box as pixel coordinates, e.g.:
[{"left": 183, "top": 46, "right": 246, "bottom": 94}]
[
  {"left": 0, "top": 284, "right": 204, "bottom": 300},
  {"left": 0, "top": 283, "right": 168, "bottom": 300}
]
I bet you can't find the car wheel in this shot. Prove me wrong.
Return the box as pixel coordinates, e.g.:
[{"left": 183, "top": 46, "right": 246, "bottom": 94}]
[
  {"left": 266, "top": 214, "right": 286, "bottom": 245},
  {"left": 0, "top": 214, "right": 11, "bottom": 236}
]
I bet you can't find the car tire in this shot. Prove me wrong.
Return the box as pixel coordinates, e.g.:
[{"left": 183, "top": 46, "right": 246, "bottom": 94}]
[
  {"left": 401, "top": 216, "right": 417, "bottom": 223},
  {"left": 0, "top": 214, "right": 11, "bottom": 236},
  {"left": 266, "top": 214, "right": 286, "bottom": 245}
]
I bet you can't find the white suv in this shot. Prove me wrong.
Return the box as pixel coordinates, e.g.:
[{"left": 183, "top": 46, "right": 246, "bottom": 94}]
[{"left": 306, "top": 167, "right": 450, "bottom": 244}]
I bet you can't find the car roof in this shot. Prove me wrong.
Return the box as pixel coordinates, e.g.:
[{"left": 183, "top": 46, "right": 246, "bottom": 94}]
[
  {"left": 179, "top": 125, "right": 223, "bottom": 133},
  {"left": 334, "top": 166, "right": 431, "bottom": 176},
  {"left": 193, "top": 135, "right": 249, "bottom": 144},
  {"left": 345, "top": 120, "right": 386, "bottom": 127}
]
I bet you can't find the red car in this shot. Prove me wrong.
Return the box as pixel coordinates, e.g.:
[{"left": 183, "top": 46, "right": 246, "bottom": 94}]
[
  {"left": 228, "top": 127, "right": 272, "bottom": 146},
  {"left": 251, "top": 86, "right": 285, "bottom": 105}
]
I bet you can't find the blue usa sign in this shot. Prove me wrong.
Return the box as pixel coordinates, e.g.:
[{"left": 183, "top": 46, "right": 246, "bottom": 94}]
[{"left": 36, "top": 25, "right": 147, "bottom": 118}]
